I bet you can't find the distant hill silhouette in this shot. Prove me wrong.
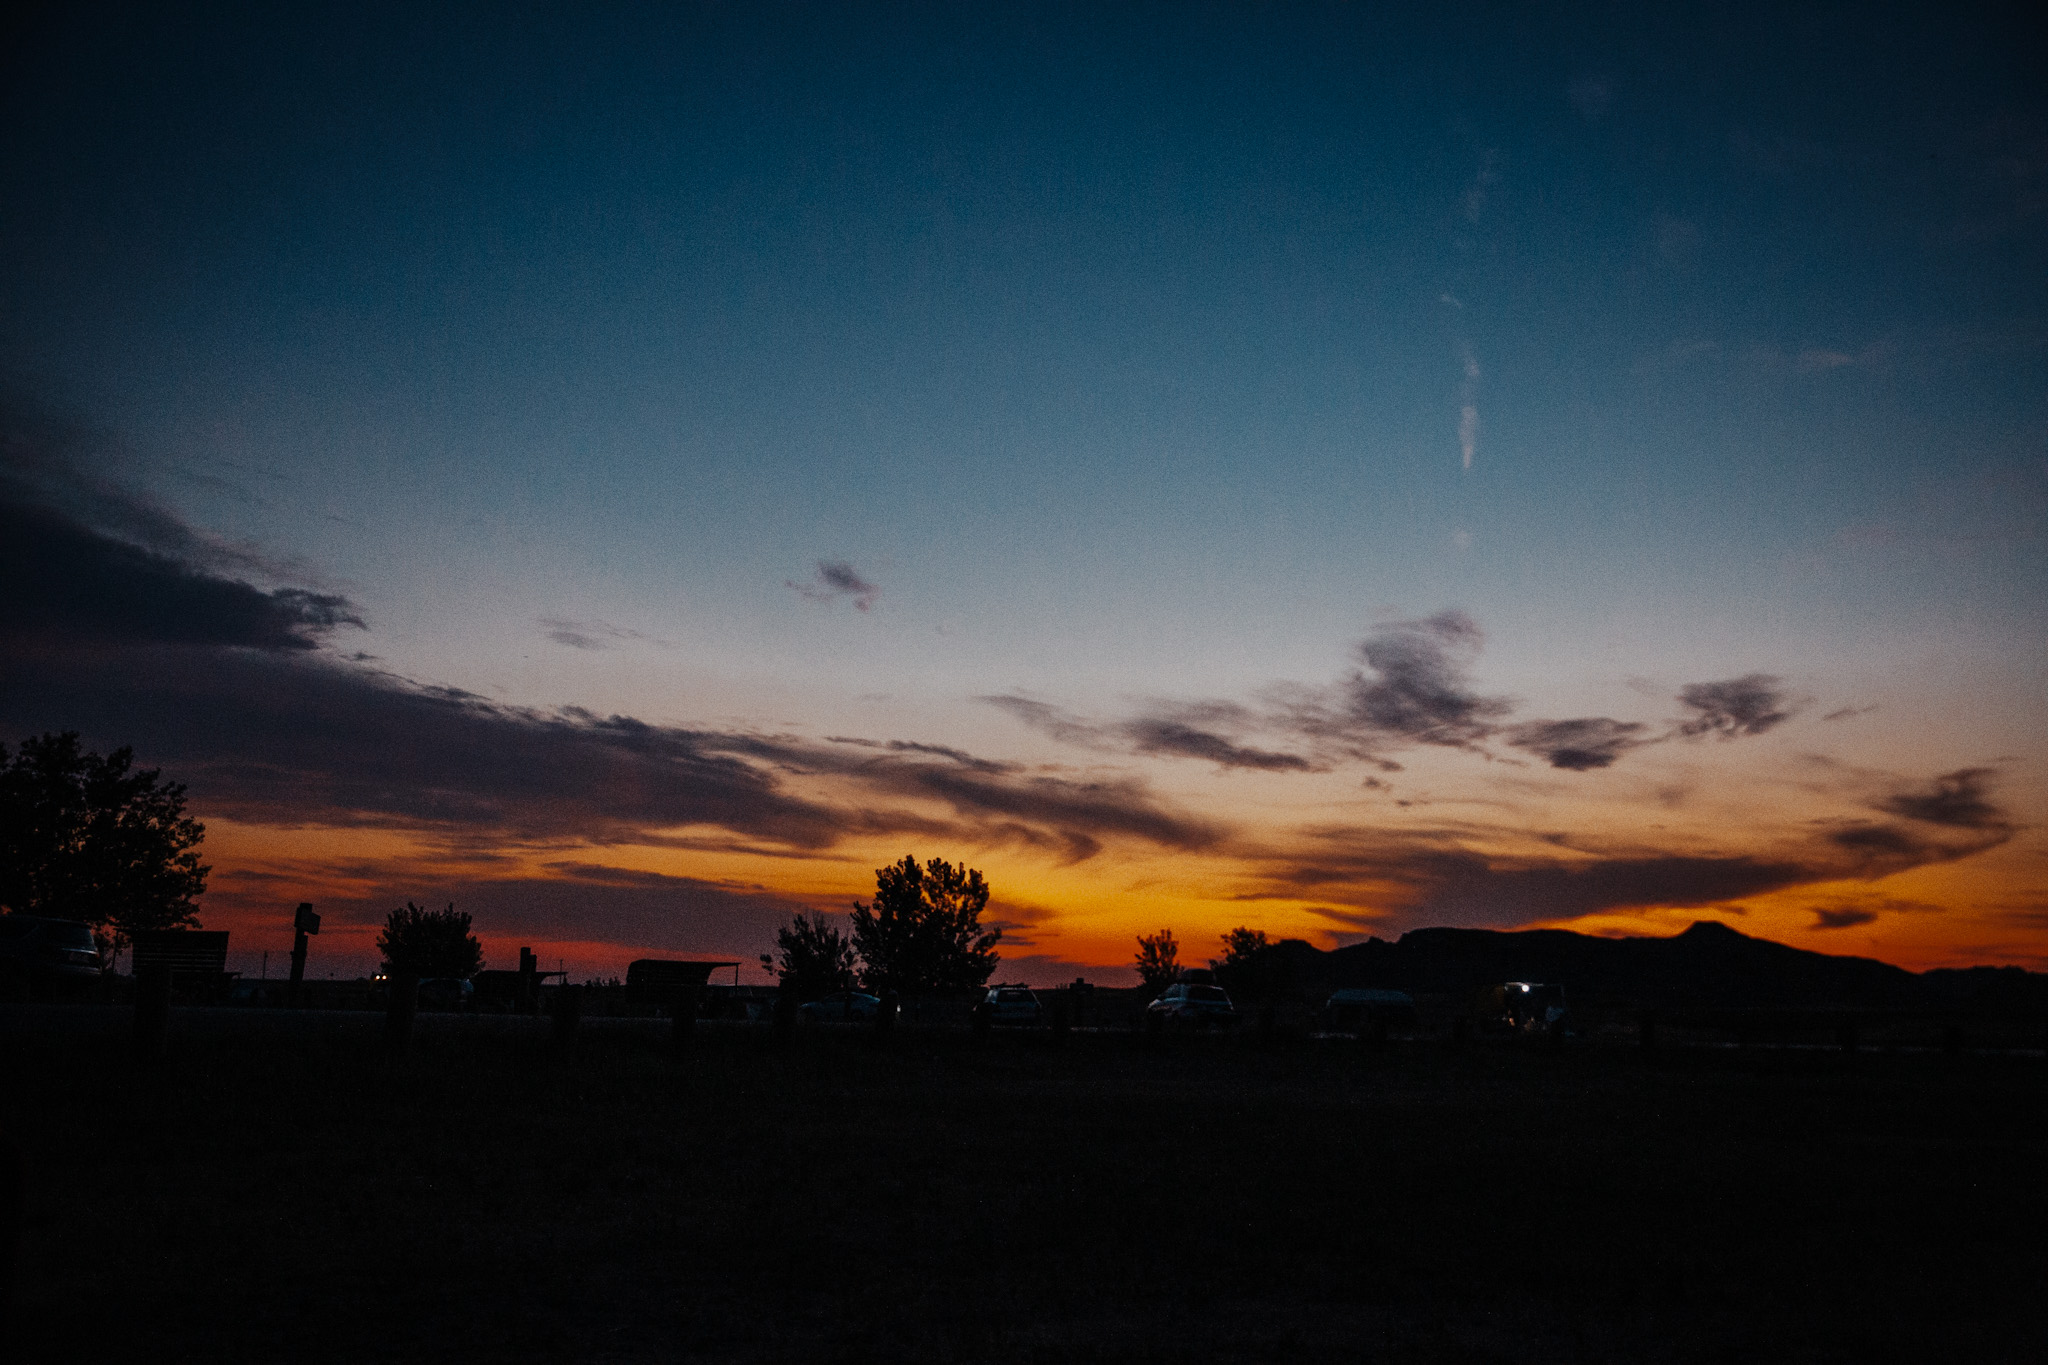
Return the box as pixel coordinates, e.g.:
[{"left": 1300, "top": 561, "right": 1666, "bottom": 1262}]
[{"left": 1256, "top": 921, "right": 2048, "bottom": 1012}]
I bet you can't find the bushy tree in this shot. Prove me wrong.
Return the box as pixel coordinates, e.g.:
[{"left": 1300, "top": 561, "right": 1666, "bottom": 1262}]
[
  {"left": 849, "top": 855, "right": 1001, "bottom": 994},
  {"left": 1216, "top": 926, "right": 1269, "bottom": 969},
  {"left": 762, "top": 911, "right": 857, "bottom": 1002},
  {"left": 1212, "top": 926, "right": 1272, "bottom": 999},
  {"left": 1134, "top": 929, "right": 1181, "bottom": 995},
  {"left": 0, "top": 732, "right": 208, "bottom": 962},
  {"left": 377, "top": 902, "right": 483, "bottom": 978}
]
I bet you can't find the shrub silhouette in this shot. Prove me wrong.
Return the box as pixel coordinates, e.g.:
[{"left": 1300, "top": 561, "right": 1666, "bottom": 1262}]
[
  {"left": 377, "top": 903, "right": 482, "bottom": 978},
  {"left": 763, "top": 912, "right": 857, "bottom": 1002}
]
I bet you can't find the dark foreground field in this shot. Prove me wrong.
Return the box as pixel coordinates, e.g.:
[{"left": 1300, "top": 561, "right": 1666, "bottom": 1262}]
[{"left": 4, "top": 1008, "right": 2044, "bottom": 1364}]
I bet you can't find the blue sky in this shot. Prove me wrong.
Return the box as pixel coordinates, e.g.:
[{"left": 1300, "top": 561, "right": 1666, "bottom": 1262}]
[{"left": 3, "top": 3, "right": 2042, "bottom": 977}]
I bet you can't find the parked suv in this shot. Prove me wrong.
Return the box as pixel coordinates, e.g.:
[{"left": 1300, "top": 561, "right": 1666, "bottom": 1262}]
[
  {"left": 0, "top": 915, "right": 102, "bottom": 998},
  {"left": 1145, "top": 982, "right": 1239, "bottom": 1030},
  {"left": 981, "top": 985, "right": 1044, "bottom": 1027}
]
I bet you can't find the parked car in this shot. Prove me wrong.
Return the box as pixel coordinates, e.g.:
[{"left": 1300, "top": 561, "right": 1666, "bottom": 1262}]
[
  {"left": 1145, "top": 981, "right": 1239, "bottom": 1030},
  {"left": 0, "top": 915, "right": 102, "bottom": 998},
  {"left": 800, "top": 990, "right": 882, "bottom": 1023},
  {"left": 981, "top": 985, "right": 1043, "bottom": 1027}
]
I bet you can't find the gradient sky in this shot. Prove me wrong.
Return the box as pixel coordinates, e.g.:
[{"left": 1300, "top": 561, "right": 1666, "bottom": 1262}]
[{"left": 3, "top": 2, "right": 2043, "bottom": 983}]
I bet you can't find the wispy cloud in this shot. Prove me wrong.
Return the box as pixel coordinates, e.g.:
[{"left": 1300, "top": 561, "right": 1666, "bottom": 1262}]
[
  {"left": 1874, "top": 767, "right": 2010, "bottom": 831},
  {"left": 786, "top": 559, "right": 879, "bottom": 611},
  {"left": 538, "top": 617, "right": 665, "bottom": 651},
  {"left": 824, "top": 735, "right": 1018, "bottom": 774},
  {"left": 1121, "top": 717, "right": 1319, "bottom": 772},
  {"left": 1458, "top": 345, "right": 1480, "bottom": 470},
  {"left": 1675, "top": 674, "right": 1799, "bottom": 739},
  {"left": 977, "top": 696, "right": 1112, "bottom": 750},
  {"left": 1504, "top": 718, "right": 1652, "bottom": 771},
  {"left": 1322, "top": 611, "right": 1510, "bottom": 753},
  {"left": 988, "top": 613, "right": 1512, "bottom": 769},
  {"left": 987, "top": 619, "right": 1804, "bottom": 776}
]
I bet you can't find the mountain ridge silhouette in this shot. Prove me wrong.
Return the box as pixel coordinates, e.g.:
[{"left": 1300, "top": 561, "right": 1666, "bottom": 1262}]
[{"left": 1253, "top": 920, "right": 2047, "bottom": 1011}]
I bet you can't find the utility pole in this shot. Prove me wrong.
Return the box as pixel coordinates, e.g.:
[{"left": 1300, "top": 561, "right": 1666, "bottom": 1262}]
[{"left": 289, "top": 903, "right": 320, "bottom": 1006}]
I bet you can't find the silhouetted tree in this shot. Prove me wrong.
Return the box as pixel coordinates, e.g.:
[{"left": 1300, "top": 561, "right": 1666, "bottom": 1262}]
[
  {"left": 1212, "top": 926, "right": 1272, "bottom": 999},
  {"left": 1134, "top": 929, "right": 1181, "bottom": 996},
  {"left": 849, "top": 855, "right": 1000, "bottom": 994},
  {"left": 0, "top": 732, "right": 208, "bottom": 965},
  {"left": 1215, "top": 926, "right": 1268, "bottom": 971},
  {"left": 377, "top": 903, "right": 483, "bottom": 978},
  {"left": 762, "top": 911, "right": 857, "bottom": 1002}
]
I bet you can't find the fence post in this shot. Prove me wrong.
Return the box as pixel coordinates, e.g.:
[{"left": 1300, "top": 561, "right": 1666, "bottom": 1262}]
[
  {"left": 1638, "top": 1009, "right": 1659, "bottom": 1061},
  {"left": 1050, "top": 992, "right": 1069, "bottom": 1043},
  {"left": 875, "top": 991, "right": 898, "bottom": 1041}
]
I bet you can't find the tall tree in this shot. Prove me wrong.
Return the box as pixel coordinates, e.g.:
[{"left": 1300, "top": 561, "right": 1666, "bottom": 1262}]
[
  {"left": 761, "top": 911, "right": 857, "bottom": 1002},
  {"left": 1134, "top": 929, "right": 1181, "bottom": 995},
  {"left": 377, "top": 903, "right": 483, "bottom": 978},
  {"left": 849, "top": 855, "right": 1001, "bottom": 994},
  {"left": 1213, "top": 926, "right": 1291, "bottom": 1001},
  {"left": 0, "top": 732, "right": 208, "bottom": 960}
]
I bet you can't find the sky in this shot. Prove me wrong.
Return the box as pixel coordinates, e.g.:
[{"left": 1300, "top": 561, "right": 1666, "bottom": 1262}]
[{"left": 2, "top": 1, "right": 2043, "bottom": 984}]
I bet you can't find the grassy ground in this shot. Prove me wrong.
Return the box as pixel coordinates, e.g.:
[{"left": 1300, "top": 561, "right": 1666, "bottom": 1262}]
[{"left": 4, "top": 1007, "right": 2044, "bottom": 1363}]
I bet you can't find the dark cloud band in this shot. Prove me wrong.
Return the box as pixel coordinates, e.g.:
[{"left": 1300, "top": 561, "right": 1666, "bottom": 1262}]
[{"left": 0, "top": 501, "right": 362, "bottom": 651}]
